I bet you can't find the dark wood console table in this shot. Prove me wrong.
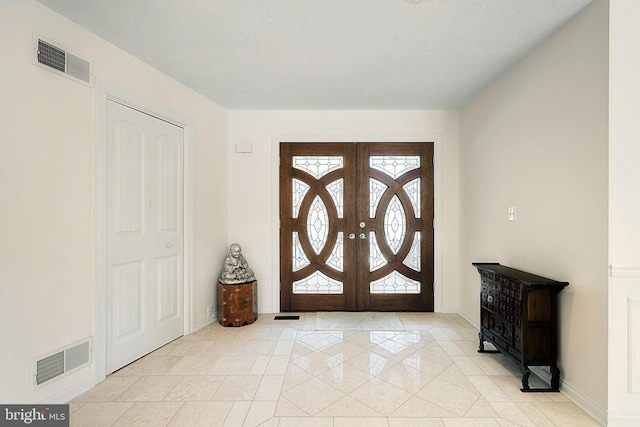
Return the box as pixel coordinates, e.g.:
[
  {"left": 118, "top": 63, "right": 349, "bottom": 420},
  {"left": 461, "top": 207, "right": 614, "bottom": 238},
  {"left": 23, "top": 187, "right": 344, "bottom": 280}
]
[{"left": 473, "top": 263, "right": 568, "bottom": 392}]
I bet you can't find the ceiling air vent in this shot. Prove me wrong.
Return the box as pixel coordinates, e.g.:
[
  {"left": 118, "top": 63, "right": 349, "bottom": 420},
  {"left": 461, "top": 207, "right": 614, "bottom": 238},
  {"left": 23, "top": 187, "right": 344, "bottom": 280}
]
[{"left": 34, "top": 35, "right": 92, "bottom": 86}]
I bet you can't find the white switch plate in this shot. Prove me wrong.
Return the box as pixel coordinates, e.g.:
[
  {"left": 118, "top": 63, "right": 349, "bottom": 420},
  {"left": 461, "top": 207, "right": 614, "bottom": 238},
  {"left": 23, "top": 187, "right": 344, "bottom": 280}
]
[{"left": 508, "top": 207, "right": 517, "bottom": 221}]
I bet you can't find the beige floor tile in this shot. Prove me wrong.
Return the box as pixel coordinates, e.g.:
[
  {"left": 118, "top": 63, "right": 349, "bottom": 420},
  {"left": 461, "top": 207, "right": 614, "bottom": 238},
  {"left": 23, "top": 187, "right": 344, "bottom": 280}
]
[
  {"left": 348, "top": 377, "right": 413, "bottom": 416},
  {"left": 489, "top": 401, "right": 536, "bottom": 427},
  {"left": 466, "top": 376, "right": 511, "bottom": 402},
  {"left": 281, "top": 377, "right": 345, "bottom": 415},
  {"left": 316, "top": 395, "right": 385, "bottom": 417},
  {"left": 71, "top": 376, "right": 140, "bottom": 403},
  {"left": 206, "top": 339, "right": 247, "bottom": 356},
  {"left": 223, "top": 401, "right": 251, "bottom": 427},
  {"left": 290, "top": 350, "right": 343, "bottom": 375},
  {"left": 168, "top": 401, "right": 234, "bottom": 427},
  {"left": 390, "top": 395, "right": 457, "bottom": 418},
  {"left": 112, "top": 401, "right": 183, "bottom": 427},
  {"left": 281, "top": 364, "right": 315, "bottom": 392},
  {"left": 70, "top": 402, "right": 134, "bottom": 427},
  {"left": 317, "top": 362, "right": 375, "bottom": 394},
  {"left": 464, "top": 397, "right": 499, "bottom": 418},
  {"left": 249, "top": 355, "right": 271, "bottom": 375},
  {"left": 209, "top": 355, "right": 259, "bottom": 375},
  {"left": 334, "top": 417, "right": 390, "bottom": 427},
  {"left": 273, "top": 340, "right": 295, "bottom": 355},
  {"left": 450, "top": 356, "right": 485, "bottom": 376},
  {"left": 531, "top": 401, "right": 602, "bottom": 427},
  {"left": 242, "top": 401, "right": 277, "bottom": 427},
  {"left": 67, "top": 312, "right": 602, "bottom": 427},
  {"left": 274, "top": 396, "right": 308, "bottom": 417},
  {"left": 277, "top": 417, "right": 333, "bottom": 427},
  {"left": 264, "top": 355, "right": 291, "bottom": 375},
  {"left": 389, "top": 418, "right": 446, "bottom": 427},
  {"left": 163, "top": 376, "right": 224, "bottom": 401},
  {"left": 345, "top": 350, "right": 397, "bottom": 376},
  {"left": 378, "top": 362, "right": 435, "bottom": 394},
  {"left": 254, "top": 375, "right": 285, "bottom": 401},
  {"left": 416, "top": 378, "right": 480, "bottom": 416},
  {"left": 166, "top": 355, "right": 219, "bottom": 375},
  {"left": 116, "top": 376, "right": 183, "bottom": 402},
  {"left": 212, "top": 375, "right": 263, "bottom": 401},
  {"left": 514, "top": 402, "right": 556, "bottom": 427},
  {"left": 441, "top": 418, "right": 501, "bottom": 427},
  {"left": 242, "top": 340, "right": 277, "bottom": 356},
  {"left": 168, "top": 340, "right": 213, "bottom": 356},
  {"left": 436, "top": 364, "right": 478, "bottom": 392}
]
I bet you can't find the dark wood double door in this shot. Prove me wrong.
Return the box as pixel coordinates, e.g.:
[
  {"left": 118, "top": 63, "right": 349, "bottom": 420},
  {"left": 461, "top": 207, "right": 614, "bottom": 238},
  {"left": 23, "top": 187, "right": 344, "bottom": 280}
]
[{"left": 280, "top": 142, "right": 434, "bottom": 312}]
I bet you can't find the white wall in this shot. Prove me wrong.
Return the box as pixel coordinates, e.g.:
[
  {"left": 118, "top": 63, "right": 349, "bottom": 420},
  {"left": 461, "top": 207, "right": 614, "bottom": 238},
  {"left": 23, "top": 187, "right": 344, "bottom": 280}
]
[
  {"left": 226, "top": 110, "right": 460, "bottom": 314},
  {"left": 0, "top": 1, "right": 227, "bottom": 403},
  {"left": 459, "top": 0, "right": 608, "bottom": 422},
  {"left": 608, "top": 1, "right": 640, "bottom": 425}
]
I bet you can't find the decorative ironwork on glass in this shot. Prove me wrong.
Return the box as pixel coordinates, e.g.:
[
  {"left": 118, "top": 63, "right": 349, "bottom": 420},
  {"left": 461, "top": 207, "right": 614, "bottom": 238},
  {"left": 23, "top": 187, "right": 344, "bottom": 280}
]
[
  {"left": 327, "top": 232, "right": 344, "bottom": 272},
  {"left": 369, "top": 231, "right": 387, "bottom": 272},
  {"left": 402, "top": 232, "right": 421, "bottom": 271},
  {"left": 292, "top": 232, "right": 311, "bottom": 272},
  {"left": 292, "top": 178, "right": 310, "bottom": 219},
  {"left": 307, "top": 195, "right": 329, "bottom": 254},
  {"left": 369, "top": 178, "right": 388, "bottom": 218},
  {"left": 293, "top": 270, "right": 343, "bottom": 294},
  {"left": 326, "top": 179, "right": 344, "bottom": 218},
  {"left": 384, "top": 195, "right": 406, "bottom": 255},
  {"left": 293, "top": 156, "right": 343, "bottom": 179},
  {"left": 370, "top": 270, "right": 421, "bottom": 294},
  {"left": 402, "top": 178, "right": 421, "bottom": 218},
  {"left": 370, "top": 156, "right": 420, "bottom": 179}
]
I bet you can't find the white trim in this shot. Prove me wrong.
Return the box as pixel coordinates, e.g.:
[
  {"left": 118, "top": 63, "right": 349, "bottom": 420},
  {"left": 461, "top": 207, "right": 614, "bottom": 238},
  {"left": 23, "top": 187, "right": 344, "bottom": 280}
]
[
  {"left": 270, "top": 135, "right": 443, "bottom": 313},
  {"left": 560, "top": 377, "right": 608, "bottom": 426},
  {"left": 93, "top": 80, "right": 195, "bottom": 383},
  {"left": 610, "top": 265, "right": 640, "bottom": 277}
]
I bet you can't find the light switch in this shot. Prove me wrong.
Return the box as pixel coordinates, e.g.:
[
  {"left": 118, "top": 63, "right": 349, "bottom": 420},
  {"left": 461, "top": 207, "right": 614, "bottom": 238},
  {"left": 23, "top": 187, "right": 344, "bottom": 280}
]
[{"left": 508, "top": 207, "right": 517, "bottom": 221}]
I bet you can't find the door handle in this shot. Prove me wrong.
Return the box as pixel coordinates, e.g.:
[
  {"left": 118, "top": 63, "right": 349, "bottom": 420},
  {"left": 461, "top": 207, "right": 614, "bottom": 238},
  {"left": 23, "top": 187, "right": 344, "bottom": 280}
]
[
  {"left": 347, "top": 233, "right": 356, "bottom": 240},
  {"left": 359, "top": 233, "right": 367, "bottom": 240}
]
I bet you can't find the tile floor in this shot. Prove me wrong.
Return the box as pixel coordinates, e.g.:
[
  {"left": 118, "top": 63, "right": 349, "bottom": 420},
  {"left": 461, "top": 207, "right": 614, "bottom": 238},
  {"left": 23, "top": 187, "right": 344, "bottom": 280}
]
[{"left": 69, "top": 312, "right": 602, "bottom": 426}]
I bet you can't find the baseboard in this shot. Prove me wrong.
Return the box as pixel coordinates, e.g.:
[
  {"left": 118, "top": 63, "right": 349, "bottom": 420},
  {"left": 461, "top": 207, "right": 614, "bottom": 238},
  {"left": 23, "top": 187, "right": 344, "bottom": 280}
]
[
  {"left": 607, "top": 413, "right": 640, "bottom": 427},
  {"left": 193, "top": 314, "right": 215, "bottom": 332},
  {"left": 560, "top": 377, "right": 607, "bottom": 426},
  {"left": 38, "top": 376, "right": 96, "bottom": 404},
  {"left": 457, "top": 311, "right": 479, "bottom": 329}
]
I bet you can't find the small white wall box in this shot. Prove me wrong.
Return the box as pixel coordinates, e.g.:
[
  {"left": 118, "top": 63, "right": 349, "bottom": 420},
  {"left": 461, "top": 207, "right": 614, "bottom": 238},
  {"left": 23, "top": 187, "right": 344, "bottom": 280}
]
[{"left": 235, "top": 143, "right": 253, "bottom": 153}]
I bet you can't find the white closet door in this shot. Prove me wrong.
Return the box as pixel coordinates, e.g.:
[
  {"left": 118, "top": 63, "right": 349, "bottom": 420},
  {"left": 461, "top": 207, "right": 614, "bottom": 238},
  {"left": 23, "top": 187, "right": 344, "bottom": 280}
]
[{"left": 106, "top": 100, "right": 184, "bottom": 374}]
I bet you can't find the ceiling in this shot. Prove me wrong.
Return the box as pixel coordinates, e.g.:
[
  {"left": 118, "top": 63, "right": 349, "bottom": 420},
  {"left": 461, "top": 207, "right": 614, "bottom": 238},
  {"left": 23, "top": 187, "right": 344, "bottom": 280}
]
[{"left": 33, "top": 0, "right": 594, "bottom": 110}]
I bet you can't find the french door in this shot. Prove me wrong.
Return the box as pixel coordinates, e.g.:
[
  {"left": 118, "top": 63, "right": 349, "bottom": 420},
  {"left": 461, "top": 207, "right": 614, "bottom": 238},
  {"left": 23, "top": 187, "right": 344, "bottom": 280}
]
[{"left": 280, "top": 142, "right": 434, "bottom": 312}]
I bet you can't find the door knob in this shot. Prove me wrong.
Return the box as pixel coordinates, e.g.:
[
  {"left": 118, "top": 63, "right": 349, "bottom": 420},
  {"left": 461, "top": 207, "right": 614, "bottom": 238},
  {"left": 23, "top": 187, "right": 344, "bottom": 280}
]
[
  {"left": 166, "top": 242, "right": 172, "bottom": 248},
  {"left": 347, "top": 233, "right": 356, "bottom": 240},
  {"left": 359, "top": 222, "right": 366, "bottom": 228},
  {"left": 359, "top": 233, "right": 367, "bottom": 240}
]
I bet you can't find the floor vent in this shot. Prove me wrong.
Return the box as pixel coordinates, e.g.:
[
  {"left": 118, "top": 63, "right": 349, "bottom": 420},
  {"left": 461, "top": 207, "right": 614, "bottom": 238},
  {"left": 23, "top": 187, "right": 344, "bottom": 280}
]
[
  {"left": 33, "top": 35, "right": 92, "bottom": 86},
  {"left": 274, "top": 315, "right": 300, "bottom": 320},
  {"left": 34, "top": 339, "right": 91, "bottom": 387}
]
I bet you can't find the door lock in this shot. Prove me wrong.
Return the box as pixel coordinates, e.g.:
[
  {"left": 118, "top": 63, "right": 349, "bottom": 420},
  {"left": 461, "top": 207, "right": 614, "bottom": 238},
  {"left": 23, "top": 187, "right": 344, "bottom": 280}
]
[
  {"left": 347, "top": 233, "right": 356, "bottom": 240},
  {"left": 359, "top": 222, "right": 366, "bottom": 228},
  {"left": 359, "top": 233, "right": 367, "bottom": 240}
]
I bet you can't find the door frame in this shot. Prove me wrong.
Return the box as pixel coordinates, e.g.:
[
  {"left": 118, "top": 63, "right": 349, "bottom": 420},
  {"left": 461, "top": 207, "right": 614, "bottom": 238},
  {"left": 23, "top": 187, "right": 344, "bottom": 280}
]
[
  {"left": 93, "top": 81, "right": 195, "bottom": 383},
  {"left": 271, "top": 136, "right": 443, "bottom": 313}
]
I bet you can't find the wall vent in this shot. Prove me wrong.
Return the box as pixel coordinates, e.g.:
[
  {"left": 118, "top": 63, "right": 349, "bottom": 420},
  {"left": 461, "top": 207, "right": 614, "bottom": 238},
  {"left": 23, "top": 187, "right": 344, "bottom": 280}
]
[
  {"left": 33, "top": 35, "right": 93, "bottom": 86},
  {"left": 33, "top": 338, "right": 91, "bottom": 387}
]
